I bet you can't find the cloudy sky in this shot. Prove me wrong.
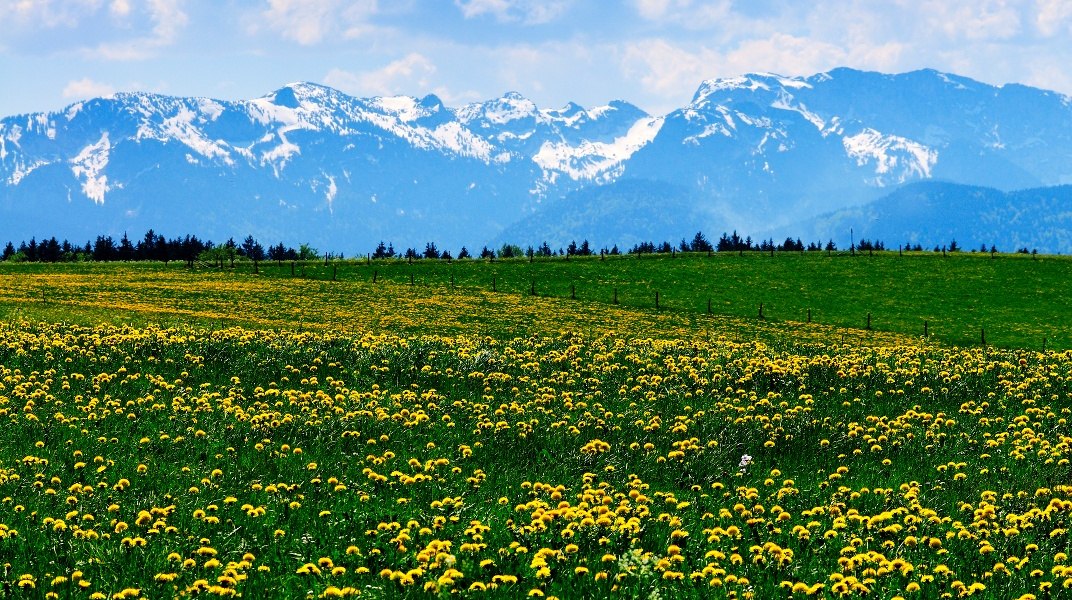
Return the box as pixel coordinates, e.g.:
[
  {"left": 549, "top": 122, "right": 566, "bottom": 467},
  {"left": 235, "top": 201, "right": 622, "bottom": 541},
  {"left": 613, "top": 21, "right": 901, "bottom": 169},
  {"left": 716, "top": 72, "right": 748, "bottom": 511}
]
[{"left": 2, "top": 0, "right": 1071, "bottom": 117}]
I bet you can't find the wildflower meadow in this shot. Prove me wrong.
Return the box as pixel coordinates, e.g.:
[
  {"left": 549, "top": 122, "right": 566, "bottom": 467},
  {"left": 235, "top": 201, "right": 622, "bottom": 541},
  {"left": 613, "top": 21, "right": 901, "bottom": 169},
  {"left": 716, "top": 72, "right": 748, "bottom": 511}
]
[{"left": 0, "top": 257, "right": 1069, "bottom": 599}]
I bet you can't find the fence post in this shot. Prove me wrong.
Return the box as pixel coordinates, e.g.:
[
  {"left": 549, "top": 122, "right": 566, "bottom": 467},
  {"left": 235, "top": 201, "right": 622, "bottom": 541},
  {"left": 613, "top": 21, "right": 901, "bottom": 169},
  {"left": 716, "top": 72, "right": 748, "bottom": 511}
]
[
  {"left": 613, "top": 288, "right": 618, "bottom": 304},
  {"left": 866, "top": 313, "right": 872, "bottom": 330},
  {"left": 493, "top": 276, "right": 497, "bottom": 292},
  {"left": 707, "top": 298, "right": 712, "bottom": 314},
  {"left": 571, "top": 285, "right": 576, "bottom": 300},
  {"left": 924, "top": 320, "right": 928, "bottom": 337},
  {"left": 807, "top": 308, "right": 811, "bottom": 323},
  {"left": 759, "top": 303, "right": 764, "bottom": 319},
  {"left": 655, "top": 291, "right": 660, "bottom": 309}
]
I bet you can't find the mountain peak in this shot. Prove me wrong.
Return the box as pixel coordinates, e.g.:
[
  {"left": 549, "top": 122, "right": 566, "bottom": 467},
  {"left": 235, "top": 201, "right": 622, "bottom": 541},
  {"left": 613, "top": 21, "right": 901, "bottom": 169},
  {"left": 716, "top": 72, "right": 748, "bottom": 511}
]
[
  {"left": 271, "top": 86, "right": 301, "bottom": 108},
  {"left": 690, "top": 72, "right": 810, "bottom": 105}
]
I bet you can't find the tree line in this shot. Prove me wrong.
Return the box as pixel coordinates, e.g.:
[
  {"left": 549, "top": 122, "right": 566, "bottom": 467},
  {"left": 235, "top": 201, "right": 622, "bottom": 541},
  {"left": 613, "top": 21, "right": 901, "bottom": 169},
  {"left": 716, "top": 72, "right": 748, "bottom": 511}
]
[
  {"left": 1, "top": 228, "right": 1022, "bottom": 265},
  {"left": 0, "top": 230, "right": 324, "bottom": 267}
]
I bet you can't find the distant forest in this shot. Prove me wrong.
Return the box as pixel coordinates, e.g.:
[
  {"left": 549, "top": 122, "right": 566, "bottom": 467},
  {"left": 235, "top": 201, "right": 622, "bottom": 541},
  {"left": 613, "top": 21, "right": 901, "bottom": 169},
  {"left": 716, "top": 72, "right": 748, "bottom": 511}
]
[{"left": 0, "top": 229, "right": 1027, "bottom": 264}]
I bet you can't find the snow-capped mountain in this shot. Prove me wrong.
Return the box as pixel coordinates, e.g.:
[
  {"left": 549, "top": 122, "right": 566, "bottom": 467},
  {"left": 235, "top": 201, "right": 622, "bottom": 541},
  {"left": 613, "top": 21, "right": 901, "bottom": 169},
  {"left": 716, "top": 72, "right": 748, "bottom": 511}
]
[{"left": 2, "top": 68, "right": 1072, "bottom": 252}]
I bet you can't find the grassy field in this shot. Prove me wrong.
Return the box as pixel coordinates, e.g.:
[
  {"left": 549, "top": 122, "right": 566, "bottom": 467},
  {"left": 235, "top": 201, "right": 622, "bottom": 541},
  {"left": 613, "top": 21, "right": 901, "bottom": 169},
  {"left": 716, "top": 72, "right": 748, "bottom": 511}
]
[
  {"left": 0, "top": 255, "right": 1069, "bottom": 599},
  {"left": 6, "top": 249, "right": 1070, "bottom": 348},
  {"left": 327, "top": 250, "right": 1070, "bottom": 350}
]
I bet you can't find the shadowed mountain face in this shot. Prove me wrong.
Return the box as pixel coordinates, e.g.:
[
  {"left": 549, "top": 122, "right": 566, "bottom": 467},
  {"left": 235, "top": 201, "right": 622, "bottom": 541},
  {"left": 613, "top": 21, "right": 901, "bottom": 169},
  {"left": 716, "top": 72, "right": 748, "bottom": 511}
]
[
  {"left": 2, "top": 68, "right": 1071, "bottom": 252},
  {"left": 796, "top": 182, "right": 1072, "bottom": 253}
]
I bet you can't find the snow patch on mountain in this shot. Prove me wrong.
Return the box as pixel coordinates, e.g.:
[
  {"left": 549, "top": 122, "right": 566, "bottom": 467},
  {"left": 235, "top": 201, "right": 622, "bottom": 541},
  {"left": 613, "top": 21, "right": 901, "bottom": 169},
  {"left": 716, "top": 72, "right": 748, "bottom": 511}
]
[
  {"left": 427, "top": 122, "right": 502, "bottom": 162},
  {"left": 197, "top": 99, "right": 225, "bottom": 121},
  {"left": 140, "top": 106, "right": 234, "bottom": 165},
  {"left": 369, "top": 96, "right": 422, "bottom": 122},
  {"left": 261, "top": 125, "right": 302, "bottom": 174},
  {"left": 69, "top": 132, "right": 112, "bottom": 204},
  {"left": 842, "top": 129, "right": 937, "bottom": 185},
  {"left": 8, "top": 159, "right": 51, "bottom": 185},
  {"left": 770, "top": 92, "right": 825, "bottom": 132},
  {"left": 65, "top": 102, "right": 84, "bottom": 121},
  {"left": 324, "top": 173, "right": 338, "bottom": 214},
  {"left": 692, "top": 73, "right": 810, "bottom": 104},
  {"left": 458, "top": 92, "right": 538, "bottom": 127},
  {"left": 533, "top": 116, "right": 663, "bottom": 181},
  {"left": 3, "top": 124, "right": 21, "bottom": 150}
]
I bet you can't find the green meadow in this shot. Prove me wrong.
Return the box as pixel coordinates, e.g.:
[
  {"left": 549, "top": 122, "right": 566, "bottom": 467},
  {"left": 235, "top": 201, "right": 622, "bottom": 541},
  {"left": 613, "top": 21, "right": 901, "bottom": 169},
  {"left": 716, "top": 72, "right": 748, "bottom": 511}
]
[{"left": 0, "top": 251, "right": 1069, "bottom": 599}]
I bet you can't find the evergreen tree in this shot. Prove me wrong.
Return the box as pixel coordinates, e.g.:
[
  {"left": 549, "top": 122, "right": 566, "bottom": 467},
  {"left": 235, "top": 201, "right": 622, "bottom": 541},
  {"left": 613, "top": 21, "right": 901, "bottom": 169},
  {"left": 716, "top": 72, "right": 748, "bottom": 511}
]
[
  {"left": 93, "top": 236, "right": 117, "bottom": 261},
  {"left": 268, "top": 242, "right": 285, "bottom": 264},
  {"left": 40, "top": 237, "right": 61, "bottom": 262},
  {"left": 241, "top": 235, "right": 266, "bottom": 263},
  {"left": 372, "top": 241, "right": 391, "bottom": 259},
  {"left": 691, "top": 231, "right": 713, "bottom": 252},
  {"left": 118, "top": 233, "right": 136, "bottom": 261}
]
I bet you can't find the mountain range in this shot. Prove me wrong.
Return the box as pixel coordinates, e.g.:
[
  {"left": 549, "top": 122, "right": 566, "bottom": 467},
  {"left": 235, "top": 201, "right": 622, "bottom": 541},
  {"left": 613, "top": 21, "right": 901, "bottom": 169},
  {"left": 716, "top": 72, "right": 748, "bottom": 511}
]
[{"left": 2, "top": 67, "right": 1072, "bottom": 253}]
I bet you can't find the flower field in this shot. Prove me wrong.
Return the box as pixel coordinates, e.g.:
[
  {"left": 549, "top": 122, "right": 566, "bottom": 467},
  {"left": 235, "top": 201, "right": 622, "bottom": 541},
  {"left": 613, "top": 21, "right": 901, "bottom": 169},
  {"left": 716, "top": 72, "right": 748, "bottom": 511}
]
[{"left": 0, "top": 263, "right": 1069, "bottom": 598}]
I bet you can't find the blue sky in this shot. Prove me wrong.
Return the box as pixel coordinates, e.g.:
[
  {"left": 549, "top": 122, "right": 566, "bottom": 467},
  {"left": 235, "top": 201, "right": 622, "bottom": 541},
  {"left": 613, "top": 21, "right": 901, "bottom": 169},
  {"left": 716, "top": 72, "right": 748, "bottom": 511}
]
[{"left": 3, "top": 0, "right": 1071, "bottom": 117}]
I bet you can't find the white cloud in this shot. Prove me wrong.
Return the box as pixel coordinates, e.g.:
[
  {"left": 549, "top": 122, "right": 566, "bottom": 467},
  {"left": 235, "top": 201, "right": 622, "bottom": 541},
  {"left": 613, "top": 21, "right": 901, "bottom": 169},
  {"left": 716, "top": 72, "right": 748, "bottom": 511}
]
[
  {"left": 90, "top": 0, "right": 189, "bottom": 60},
  {"left": 1035, "top": 0, "right": 1072, "bottom": 35},
  {"left": 454, "top": 0, "right": 570, "bottom": 24},
  {"left": 110, "top": 0, "right": 132, "bottom": 17},
  {"left": 324, "top": 53, "right": 436, "bottom": 97},
  {"left": 620, "top": 39, "right": 718, "bottom": 101},
  {"left": 0, "top": 0, "right": 188, "bottom": 59},
  {"left": 257, "top": 0, "right": 379, "bottom": 45},
  {"left": 620, "top": 33, "right": 909, "bottom": 112},
  {"left": 0, "top": 0, "right": 98, "bottom": 28},
  {"left": 906, "top": 0, "right": 1022, "bottom": 41},
  {"left": 631, "top": 0, "right": 734, "bottom": 30},
  {"left": 62, "top": 77, "right": 116, "bottom": 100},
  {"left": 722, "top": 34, "right": 849, "bottom": 76}
]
